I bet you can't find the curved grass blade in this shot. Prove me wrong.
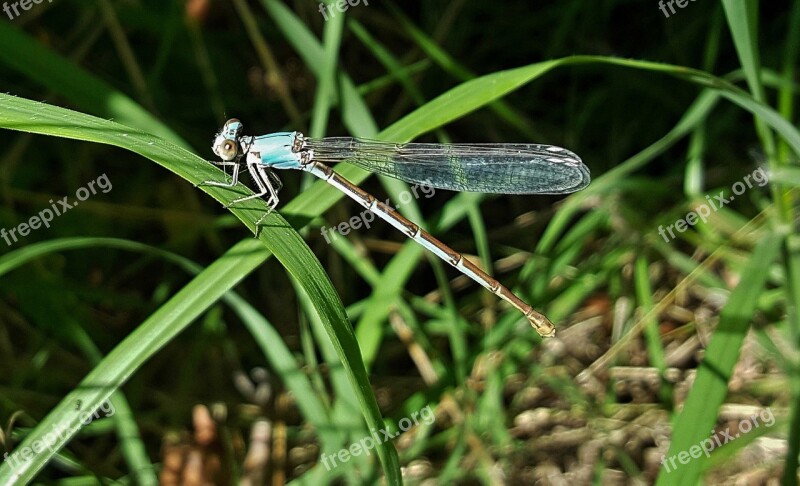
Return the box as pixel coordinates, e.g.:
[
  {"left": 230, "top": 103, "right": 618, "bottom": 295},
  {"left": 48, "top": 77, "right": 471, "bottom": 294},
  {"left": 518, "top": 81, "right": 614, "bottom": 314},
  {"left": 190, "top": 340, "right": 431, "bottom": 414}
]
[
  {"left": 340, "top": 57, "right": 800, "bottom": 366},
  {"left": 0, "top": 95, "right": 401, "bottom": 484}
]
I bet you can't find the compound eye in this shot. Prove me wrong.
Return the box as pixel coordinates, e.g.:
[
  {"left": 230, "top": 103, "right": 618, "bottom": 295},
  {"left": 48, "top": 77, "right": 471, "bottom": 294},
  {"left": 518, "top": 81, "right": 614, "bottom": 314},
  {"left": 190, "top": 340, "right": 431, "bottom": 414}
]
[{"left": 215, "top": 138, "right": 239, "bottom": 161}]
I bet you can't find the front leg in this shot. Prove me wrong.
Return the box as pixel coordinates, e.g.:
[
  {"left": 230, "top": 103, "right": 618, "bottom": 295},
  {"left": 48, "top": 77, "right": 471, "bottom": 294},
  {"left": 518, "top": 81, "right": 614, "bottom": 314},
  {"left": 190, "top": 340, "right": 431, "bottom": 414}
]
[{"left": 197, "top": 161, "right": 241, "bottom": 188}]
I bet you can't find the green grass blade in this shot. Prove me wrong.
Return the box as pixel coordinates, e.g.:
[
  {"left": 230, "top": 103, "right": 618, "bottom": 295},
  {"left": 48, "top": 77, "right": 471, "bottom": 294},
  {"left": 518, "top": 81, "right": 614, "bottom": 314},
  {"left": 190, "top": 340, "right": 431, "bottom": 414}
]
[
  {"left": 350, "top": 57, "right": 800, "bottom": 363},
  {"left": 309, "top": 3, "right": 345, "bottom": 138},
  {"left": 634, "top": 254, "right": 672, "bottom": 408},
  {"left": 259, "top": 0, "right": 377, "bottom": 136},
  {"left": 722, "top": 0, "right": 765, "bottom": 102},
  {"left": 655, "top": 233, "right": 783, "bottom": 485}
]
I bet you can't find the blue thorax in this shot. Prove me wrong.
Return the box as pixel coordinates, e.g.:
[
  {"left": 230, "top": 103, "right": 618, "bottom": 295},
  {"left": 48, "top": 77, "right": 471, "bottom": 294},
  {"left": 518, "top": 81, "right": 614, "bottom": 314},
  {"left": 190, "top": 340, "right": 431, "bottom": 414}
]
[{"left": 249, "top": 132, "right": 303, "bottom": 169}]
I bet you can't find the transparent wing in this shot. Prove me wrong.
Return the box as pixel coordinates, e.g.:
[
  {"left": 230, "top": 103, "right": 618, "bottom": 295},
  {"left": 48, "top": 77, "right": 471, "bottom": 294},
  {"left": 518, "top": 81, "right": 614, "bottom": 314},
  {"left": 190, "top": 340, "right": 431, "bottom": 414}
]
[{"left": 305, "top": 137, "right": 590, "bottom": 194}]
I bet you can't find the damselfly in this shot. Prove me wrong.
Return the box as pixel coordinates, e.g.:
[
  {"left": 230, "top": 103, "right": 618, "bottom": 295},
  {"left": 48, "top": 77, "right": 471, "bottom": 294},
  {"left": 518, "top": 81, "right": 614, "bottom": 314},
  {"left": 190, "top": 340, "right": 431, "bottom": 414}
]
[{"left": 204, "top": 119, "right": 590, "bottom": 337}]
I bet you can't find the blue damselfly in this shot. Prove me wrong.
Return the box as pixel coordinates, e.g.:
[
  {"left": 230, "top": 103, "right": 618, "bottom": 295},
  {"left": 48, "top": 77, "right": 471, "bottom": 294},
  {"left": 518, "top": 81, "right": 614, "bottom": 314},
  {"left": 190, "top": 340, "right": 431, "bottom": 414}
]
[{"left": 203, "top": 119, "right": 590, "bottom": 337}]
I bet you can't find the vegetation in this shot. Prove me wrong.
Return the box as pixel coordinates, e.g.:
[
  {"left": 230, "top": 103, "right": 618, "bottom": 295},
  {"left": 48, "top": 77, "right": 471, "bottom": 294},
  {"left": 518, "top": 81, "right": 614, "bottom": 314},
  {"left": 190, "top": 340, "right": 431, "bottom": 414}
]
[{"left": 0, "top": 0, "right": 797, "bottom": 484}]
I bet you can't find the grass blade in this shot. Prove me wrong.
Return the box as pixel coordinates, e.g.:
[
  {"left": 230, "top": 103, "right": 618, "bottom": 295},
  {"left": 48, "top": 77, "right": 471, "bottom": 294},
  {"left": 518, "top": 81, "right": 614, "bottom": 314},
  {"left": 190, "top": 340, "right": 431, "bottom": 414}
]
[{"left": 655, "top": 233, "right": 783, "bottom": 484}]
